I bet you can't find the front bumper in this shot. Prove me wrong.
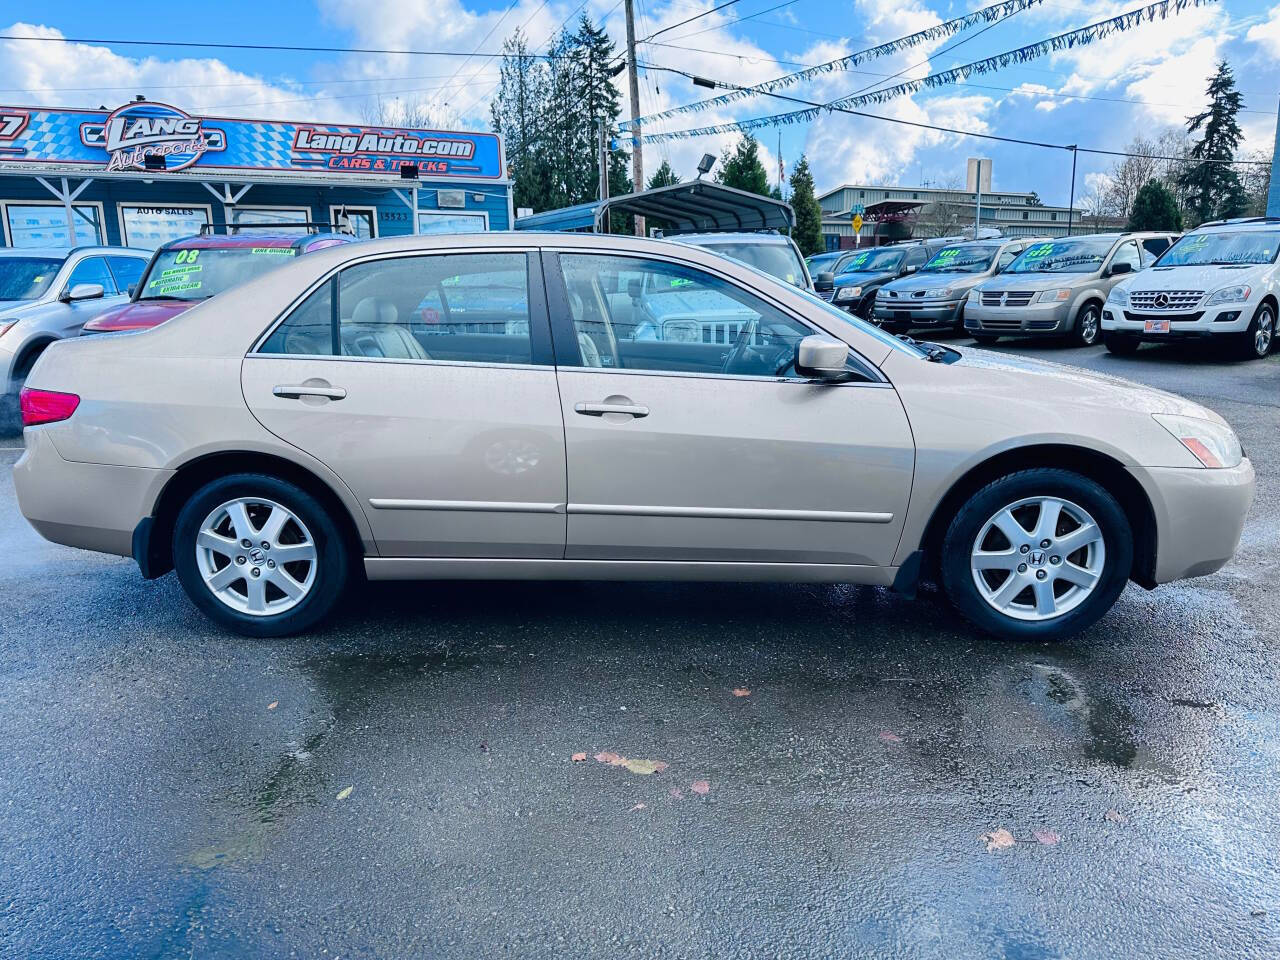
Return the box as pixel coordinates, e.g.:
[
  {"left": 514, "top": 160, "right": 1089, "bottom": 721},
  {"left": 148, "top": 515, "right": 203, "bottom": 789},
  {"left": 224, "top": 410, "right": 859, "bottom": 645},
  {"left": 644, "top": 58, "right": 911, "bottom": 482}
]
[
  {"left": 13, "top": 427, "right": 171, "bottom": 558},
  {"left": 1101, "top": 303, "right": 1252, "bottom": 341},
  {"left": 963, "top": 298, "right": 1073, "bottom": 336},
  {"left": 1131, "top": 459, "right": 1255, "bottom": 584},
  {"left": 873, "top": 299, "right": 964, "bottom": 327}
]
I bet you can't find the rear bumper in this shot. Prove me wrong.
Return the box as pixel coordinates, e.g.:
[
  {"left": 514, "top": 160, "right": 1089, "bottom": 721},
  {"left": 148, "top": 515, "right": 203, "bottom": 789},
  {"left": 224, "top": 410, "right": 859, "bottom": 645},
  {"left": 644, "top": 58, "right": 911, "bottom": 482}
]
[
  {"left": 1133, "top": 459, "right": 1255, "bottom": 583},
  {"left": 13, "top": 427, "right": 171, "bottom": 558}
]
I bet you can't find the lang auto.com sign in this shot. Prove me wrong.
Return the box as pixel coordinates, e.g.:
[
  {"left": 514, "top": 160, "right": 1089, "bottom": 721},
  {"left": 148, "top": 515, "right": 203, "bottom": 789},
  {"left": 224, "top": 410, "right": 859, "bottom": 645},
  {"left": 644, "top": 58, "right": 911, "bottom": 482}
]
[{"left": 0, "top": 101, "right": 503, "bottom": 180}]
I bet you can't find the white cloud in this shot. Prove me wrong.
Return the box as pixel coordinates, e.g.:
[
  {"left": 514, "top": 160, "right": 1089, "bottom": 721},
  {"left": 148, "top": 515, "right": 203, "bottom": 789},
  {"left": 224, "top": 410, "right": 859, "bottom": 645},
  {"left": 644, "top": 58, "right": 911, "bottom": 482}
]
[{"left": 1245, "top": 5, "right": 1280, "bottom": 57}]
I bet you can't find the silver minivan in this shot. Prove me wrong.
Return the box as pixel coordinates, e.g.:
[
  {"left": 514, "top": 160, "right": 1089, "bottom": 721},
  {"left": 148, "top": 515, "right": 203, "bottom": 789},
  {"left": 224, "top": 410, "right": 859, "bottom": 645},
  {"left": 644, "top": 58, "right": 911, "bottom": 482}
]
[{"left": 964, "top": 233, "right": 1178, "bottom": 346}]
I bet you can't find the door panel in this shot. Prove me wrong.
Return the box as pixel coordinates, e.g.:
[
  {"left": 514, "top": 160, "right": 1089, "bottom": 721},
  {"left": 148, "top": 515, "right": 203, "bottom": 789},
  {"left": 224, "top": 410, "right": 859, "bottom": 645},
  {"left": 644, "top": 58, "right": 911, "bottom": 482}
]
[
  {"left": 243, "top": 357, "right": 566, "bottom": 557},
  {"left": 558, "top": 369, "right": 914, "bottom": 565}
]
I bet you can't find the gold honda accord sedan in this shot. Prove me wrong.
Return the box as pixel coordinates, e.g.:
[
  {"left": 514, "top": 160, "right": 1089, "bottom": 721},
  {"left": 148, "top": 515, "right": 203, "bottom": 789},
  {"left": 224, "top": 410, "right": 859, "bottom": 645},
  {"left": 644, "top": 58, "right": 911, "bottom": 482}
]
[{"left": 13, "top": 232, "right": 1254, "bottom": 640}]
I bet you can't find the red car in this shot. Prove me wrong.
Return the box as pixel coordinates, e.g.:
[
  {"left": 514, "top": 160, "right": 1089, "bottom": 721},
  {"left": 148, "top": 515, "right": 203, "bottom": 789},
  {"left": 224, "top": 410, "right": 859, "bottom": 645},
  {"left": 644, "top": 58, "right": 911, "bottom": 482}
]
[{"left": 82, "top": 230, "right": 355, "bottom": 335}]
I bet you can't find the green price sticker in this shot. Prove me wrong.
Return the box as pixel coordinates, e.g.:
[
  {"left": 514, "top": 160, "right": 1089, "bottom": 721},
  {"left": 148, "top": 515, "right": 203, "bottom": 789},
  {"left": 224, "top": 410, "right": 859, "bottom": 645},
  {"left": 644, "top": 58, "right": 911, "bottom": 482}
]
[
  {"left": 1025, "top": 243, "right": 1057, "bottom": 260},
  {"left": 849, "top": 253, "right": 869, "bottom": 267}
]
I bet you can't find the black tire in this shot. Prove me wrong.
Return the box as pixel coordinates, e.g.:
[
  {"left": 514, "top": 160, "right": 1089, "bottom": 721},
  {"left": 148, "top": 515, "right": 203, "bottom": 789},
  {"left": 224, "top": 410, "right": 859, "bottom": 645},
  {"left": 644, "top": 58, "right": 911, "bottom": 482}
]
[
  {"left": 1072, "top": 302, "right": 1103, "bottom": 346},
  {"left": 1236, "top": 301, "right": 1275, "bottom": 360},
  {"left": 1104, "top": 332, "right": 1141, "bottom": 355},
  {"left": 172, "top": 473, "right": 350, "bottom": 637},
  {"left": 939, "top": 468, "right": 1133, "bottom": 641},
  {"left": 971, "top": 333, "right": 1000, "bottom": 346}
]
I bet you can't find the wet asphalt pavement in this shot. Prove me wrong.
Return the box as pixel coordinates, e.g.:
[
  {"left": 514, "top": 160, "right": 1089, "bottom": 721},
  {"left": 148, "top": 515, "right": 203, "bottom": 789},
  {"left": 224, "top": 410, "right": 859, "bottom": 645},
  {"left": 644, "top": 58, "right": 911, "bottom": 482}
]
[{"left": 1, "top": 339, "right": 1278, "bottom": 959}]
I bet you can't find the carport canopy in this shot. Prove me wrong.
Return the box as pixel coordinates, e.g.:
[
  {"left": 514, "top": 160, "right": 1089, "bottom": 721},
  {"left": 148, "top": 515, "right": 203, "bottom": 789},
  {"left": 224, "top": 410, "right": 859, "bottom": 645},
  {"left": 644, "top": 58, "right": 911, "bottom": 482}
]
[{"left": 514, "top": 179, "right": 795, "bottom": 234}]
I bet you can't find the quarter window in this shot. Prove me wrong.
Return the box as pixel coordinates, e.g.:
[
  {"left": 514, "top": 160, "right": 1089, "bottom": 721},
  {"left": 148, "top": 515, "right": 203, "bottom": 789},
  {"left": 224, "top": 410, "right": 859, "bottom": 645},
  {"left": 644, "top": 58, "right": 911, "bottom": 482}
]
[
  {"left": 260, "top": 252, "right": 536, "bottom": 365},
  {"left": 557, "top": 253, "right": 827, "bottom": 379}
]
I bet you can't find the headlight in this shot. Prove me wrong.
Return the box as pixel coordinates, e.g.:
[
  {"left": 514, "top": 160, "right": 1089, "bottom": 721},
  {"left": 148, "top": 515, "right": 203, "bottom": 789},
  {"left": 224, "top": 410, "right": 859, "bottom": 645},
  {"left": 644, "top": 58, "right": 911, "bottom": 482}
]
[
  {"left": 1153, "top": 413, "right": 1243, "bottom": 469},
  {"left": 967, "top": 289, "right": 981, "bottom": 303},
  {"left": 834, "top": 285, "right": 862, "bottom": 302},
  {"left": 662, "top": 319, "right": 700, "bottom": 343},
  {"left": 1106, "top": 285, "right": 1128, "bottom": 306},
  {"left": 1205, "top": 284, "right": 1251, "bottom": 306},
  {"left": 1037, "top": 288, "right": 1073, "bottom": 303}
]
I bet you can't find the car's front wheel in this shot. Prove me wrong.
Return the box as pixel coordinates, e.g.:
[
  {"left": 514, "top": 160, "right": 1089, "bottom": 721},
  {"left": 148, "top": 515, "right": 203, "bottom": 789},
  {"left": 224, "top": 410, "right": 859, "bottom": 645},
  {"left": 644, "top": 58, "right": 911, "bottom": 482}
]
[
  {"left": 173, "top": 473, "right": 350, "bottom": 637},
  {"left": 1237, "top": 301, "right": 1275, "bottom": 360},
  {"left": 1073, "top": 302, "right": 1102, "bottom": 346},
  {"left": 940, "top": 468, "right": 1133, "bottom": 641}
]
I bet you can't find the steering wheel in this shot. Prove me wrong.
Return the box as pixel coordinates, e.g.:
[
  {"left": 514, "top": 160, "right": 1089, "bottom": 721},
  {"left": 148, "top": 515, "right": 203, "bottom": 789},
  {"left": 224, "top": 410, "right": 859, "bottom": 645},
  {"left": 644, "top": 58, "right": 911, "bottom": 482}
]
[{"left": 722, "top": 315, "right": 761, "bottom": 374}]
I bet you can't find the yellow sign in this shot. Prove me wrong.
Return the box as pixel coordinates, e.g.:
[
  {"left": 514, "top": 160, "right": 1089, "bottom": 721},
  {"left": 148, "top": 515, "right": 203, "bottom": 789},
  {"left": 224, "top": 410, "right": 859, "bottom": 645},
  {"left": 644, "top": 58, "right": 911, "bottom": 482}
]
[{"left": 852, "top": 214, "right": 864, "bottom": 232}]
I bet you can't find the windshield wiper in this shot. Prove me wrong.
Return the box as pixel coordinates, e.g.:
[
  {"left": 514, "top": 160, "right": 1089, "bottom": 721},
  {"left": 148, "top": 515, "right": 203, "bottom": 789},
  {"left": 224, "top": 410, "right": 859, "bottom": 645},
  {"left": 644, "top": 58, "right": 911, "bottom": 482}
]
[{"left": 895, "top": 333, "right": 948, "bottom": 362}]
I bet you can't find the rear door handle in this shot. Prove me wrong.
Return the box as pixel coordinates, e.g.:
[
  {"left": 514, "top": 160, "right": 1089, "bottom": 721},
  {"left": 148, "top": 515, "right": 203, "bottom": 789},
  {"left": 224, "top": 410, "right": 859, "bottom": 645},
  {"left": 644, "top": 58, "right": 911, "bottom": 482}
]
[
  {"left": 574, "top": 402, "right": 649, "bottom": 418},
  {"left": 273, "top": 384, "right": 347, "bottom": 400}
]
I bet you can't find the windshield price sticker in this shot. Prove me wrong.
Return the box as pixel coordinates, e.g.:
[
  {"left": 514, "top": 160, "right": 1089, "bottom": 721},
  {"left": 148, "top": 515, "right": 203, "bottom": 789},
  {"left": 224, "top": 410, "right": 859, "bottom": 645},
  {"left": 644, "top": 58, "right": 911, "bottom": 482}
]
[
  {"left": 848, "top": 252, "right": 870, "bottom": 268},
  {"left": 1025, "top": 243, "right": 1058, "bottom": 260},
  {"left": 251, "top": 248, "right": 294, "bottom": 255}
]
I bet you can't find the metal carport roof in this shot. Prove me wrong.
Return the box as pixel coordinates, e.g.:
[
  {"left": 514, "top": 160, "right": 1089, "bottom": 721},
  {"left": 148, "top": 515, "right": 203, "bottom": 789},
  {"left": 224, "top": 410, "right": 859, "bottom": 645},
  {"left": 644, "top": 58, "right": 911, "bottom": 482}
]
[{"left": 514, "top": 180, "right": 795, "bottom": 234}]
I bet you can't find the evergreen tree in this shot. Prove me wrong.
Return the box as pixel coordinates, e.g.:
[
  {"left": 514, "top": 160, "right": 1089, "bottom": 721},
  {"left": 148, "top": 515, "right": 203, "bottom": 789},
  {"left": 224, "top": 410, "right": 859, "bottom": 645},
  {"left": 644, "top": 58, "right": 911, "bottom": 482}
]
[
  {"left": 716, "top": 134, "right": 771, "bottom": 196},
  {"left": 1127, "top": 179, "right": 1184, "bottom": 232},
  {"left": 646, "top": 159, "right": 681, "bottom": 189},
  {"left": 490, "top": 29, "right": 550, "bottom": 212},
  {"left": 1179, "top": 62, "right": 1247, "bottom": 226},
  {"left": 788, "top": 154, "right": 823, "bottom": 257}
]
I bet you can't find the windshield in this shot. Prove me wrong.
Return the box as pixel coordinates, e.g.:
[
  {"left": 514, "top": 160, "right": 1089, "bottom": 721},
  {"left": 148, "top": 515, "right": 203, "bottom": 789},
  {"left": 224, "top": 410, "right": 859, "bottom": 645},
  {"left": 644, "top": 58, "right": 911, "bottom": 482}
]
[
  {"left": 1156, "top": 230, "right": 1280, "bottom": 267},
  {"left": 835, "top": 248, "right": 905, "bottom": 275},
  {"left": 0, "top": 257, "right": 61, "bottom": 301},
  {"left": 696, "top": 241, "right": 806, "bottom": 287},
  {"left": 138, "top": 246, "right": 298, "bottom": 302},
  {"left": 1005, "top": 239, "right": 1114, "bottom": 274},
  {"left": 921, "top": 244, "right": 998, "bottom": 274},
  {"left": 792, "top": 286, "right": 926, "bottom": 360}
]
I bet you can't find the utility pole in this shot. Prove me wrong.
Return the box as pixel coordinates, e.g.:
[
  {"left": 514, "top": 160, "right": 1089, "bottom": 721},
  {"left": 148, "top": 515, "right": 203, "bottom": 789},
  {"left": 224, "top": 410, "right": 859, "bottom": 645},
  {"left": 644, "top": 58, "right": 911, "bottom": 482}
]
[
  {"left": 624, "top": 0, "right": 645, "bottom": 236},
  {"left": 1066, "top": 145, "right": 1078, "bottom": 237},
  {"left": 974, "top": 157, "right": 983, "bottom": 238},
  {"left": 598, "top": 119, "right": 610, "bottom": 233}
]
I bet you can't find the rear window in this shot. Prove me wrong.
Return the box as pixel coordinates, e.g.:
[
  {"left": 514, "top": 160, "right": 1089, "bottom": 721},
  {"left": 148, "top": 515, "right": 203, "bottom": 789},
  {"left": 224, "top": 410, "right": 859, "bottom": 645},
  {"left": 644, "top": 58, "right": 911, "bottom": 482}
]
[
  {"left": 137, "top": 246, "right": 298, "bottom": 302},
  {"left": 692, "top": 241, "right": 806, "bottom": 287}
]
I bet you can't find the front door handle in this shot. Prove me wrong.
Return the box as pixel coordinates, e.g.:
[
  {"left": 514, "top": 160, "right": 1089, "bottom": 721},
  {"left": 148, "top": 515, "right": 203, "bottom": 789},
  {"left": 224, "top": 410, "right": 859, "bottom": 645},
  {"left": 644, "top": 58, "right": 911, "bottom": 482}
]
[
  {"left": 273, "top": 384, "right": 347, "bottom": 400},
  {"left": 575, "top": 401, "right": 649, "bottom": 418}
]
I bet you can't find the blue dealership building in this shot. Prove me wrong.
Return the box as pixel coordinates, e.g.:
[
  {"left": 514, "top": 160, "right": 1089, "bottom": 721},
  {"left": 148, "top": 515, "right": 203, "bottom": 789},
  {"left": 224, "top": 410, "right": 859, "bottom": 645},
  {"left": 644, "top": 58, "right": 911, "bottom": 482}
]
[{"left": 0, "top": 100, "right": 510, "bottom": 248}]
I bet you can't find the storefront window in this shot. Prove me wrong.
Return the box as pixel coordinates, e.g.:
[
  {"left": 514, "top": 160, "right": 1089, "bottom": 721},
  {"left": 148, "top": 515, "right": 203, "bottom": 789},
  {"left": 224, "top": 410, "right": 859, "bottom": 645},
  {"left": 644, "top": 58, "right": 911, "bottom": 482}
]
[
  {"left": 331, "top": 207, "right": 376, "bottom": 239},
  {"left": 230, "top": 208, "right": 311, "bottom": 234},
  {"left": 120, "top": 205, "right": 210, "bottom": 248},
  {"left": 5, "top": 203, "right": 101, "bottom": 248},
  {"left": 417, "top": 211, "right": 487, "bottom": 235}
]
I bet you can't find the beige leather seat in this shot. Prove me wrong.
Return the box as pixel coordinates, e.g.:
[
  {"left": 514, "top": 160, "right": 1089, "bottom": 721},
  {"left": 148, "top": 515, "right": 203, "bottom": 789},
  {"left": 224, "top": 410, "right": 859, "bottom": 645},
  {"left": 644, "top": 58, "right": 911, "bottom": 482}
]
[{"left": 340, "top": 298, "right": 431, "bottom": 360}]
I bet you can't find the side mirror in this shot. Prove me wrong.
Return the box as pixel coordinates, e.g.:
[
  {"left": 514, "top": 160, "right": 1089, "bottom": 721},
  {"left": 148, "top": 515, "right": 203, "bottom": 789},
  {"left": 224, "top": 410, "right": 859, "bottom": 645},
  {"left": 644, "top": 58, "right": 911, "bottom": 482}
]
[
  {"left": 814, "top": 271, "right": 835, "bottom": 291},
  {"left": 127, "top": 283, "right": 138, "bottom": 298},
  {"left": 63, "top": 282, "right": 105, "bottom": 302},
  {"left": 1108, "top": 261, "right": 1134, "bottom": 277},
  {"left": 795, "top": 335, "right": 850, "bottom": 379}
]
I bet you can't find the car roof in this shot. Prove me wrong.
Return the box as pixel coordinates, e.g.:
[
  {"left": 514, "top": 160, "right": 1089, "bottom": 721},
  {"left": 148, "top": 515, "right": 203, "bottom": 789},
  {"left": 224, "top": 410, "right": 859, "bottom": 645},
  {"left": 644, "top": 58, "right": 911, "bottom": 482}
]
[
  {"left": 1192, "top": 218, "right": 1280, "bottom": 233},
  {"left": 0, "top": 245, "right": 147, "bottom": 259}
]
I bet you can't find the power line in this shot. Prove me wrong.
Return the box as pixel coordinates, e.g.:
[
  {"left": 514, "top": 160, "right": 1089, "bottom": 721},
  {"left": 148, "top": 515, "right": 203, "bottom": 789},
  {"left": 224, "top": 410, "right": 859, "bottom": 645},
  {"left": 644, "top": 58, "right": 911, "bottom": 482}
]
[
  {"left": 638, "top": 0, "right": 747, "bottom": 44},
  {"left": 430, "top": 0, "right": 525, "bottom": 112},
  {"left": 657, "top": 0, "right": 802, "bottom": 44}
]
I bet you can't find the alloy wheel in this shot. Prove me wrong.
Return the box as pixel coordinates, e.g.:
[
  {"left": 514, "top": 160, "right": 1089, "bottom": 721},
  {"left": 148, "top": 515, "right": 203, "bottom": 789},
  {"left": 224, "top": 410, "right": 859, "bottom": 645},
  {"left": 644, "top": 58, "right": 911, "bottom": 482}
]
[
  {"left": 1256, "top": 307, "right": 1274, "bottom": 357},
  {"left": 970, "top": 496, "right": 1106, "bottom": 622},
  {"left": 1079, "top": 307, "right": 1100, "bottom": 345},
  {"left": 195, "top": 497, "right": 318, "bottom": 617}
]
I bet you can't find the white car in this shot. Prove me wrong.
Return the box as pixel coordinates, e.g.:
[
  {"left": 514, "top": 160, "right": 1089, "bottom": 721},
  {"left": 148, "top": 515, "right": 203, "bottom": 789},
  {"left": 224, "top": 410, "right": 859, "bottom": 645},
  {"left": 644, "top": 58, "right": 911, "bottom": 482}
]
[{"left": 1102, "top": 219, "right": 1278, "bottom": 360}]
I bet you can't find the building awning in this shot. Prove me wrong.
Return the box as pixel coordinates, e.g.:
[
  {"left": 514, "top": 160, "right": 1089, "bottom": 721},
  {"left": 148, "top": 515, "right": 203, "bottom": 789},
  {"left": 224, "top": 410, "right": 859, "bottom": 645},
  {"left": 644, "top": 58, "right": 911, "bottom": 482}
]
[
  {"left": 515, "top": 180, "right": 794, "bottom": 234},
  {"left": 864, "top": 200, "right": 924, "bottom": 221}
]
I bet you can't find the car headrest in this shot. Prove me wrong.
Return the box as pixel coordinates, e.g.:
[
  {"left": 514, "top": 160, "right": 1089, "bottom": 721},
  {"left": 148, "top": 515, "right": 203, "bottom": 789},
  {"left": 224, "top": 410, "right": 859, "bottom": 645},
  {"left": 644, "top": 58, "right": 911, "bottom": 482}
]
[{"left": 352, "top": 297, "right": 398, "bottom": 326}]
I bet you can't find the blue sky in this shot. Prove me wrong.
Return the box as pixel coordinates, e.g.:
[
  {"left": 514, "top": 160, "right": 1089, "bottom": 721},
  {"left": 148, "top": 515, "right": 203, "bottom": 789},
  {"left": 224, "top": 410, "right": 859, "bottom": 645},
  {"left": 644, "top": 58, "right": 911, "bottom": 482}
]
[{"left": 1, "top": 0, "right": 1276, "bottom": 208}]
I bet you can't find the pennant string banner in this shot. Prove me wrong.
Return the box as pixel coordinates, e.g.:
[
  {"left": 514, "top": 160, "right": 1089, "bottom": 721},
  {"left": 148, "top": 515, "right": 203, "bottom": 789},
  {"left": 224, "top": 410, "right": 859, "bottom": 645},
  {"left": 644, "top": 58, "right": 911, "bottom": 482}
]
[
  {"left": 620, "top": 0, "right": 1046, "bottom": 131},
  {"left": 634, "top": 0, "right": 1215, "bottom": 144}
]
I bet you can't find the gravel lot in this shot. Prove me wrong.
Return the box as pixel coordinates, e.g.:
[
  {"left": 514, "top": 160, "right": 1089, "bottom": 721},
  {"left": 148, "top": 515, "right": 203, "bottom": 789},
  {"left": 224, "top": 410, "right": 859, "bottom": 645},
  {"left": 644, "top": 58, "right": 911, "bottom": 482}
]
[{"left": 2, "top": 338, "right": 1278, "bottom": 959}]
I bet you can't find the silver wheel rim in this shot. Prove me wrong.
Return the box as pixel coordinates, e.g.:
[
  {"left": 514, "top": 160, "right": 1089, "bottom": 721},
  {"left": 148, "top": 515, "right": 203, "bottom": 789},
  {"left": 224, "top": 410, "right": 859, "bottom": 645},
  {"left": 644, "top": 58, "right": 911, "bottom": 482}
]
[
  {"left": 1256, "top": 309, "right": 1273, "bottom": 356},
  {"left": 970, "top": 496, "right": 1106, "bottom": 622},
  {"left": 1080, "top": 308, "right": 1099, "bottom": 343},
  {"left": 196, "top": 497, "right": 318, "bottom": 617}
]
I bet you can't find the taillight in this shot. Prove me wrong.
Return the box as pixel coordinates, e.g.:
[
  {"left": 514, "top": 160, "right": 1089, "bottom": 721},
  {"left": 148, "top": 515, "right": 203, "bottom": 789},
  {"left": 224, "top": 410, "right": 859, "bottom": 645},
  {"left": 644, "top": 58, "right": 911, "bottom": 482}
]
[{"left": 19, "top": 388, "right": 80, "bottom": 426}]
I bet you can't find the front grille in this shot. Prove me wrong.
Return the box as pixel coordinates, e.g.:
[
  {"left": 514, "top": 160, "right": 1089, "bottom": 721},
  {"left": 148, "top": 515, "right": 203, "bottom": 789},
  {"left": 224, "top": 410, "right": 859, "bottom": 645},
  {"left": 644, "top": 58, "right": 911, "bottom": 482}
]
[
  {"left": 1124, "top": 310, "right": 1205, "bottom": 324},
  {"left": 976, "top": 318, "right": 1024, "bottom": 331},
  {"left": 1129, "top": 289, "right": 1204, "bottom": 311},
  {"left": 980, "top": 290, "right": 1035, "bottom": 307}
]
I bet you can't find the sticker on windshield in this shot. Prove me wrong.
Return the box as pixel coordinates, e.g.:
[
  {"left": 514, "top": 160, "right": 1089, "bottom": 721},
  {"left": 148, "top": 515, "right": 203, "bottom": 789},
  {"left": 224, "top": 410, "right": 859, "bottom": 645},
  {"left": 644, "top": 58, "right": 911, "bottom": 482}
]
[
  {"left": 935, "top": 248, "right": 961, "bottom": 260},
  {"left": 250, "top": 247, "right": 294, "bottom": 255},
  {"left": 848, "top": 252, "right": 870, "bottom": 267},
  {"left": 157, "top": 264, "right": 202, "bottom": 279},
  {"left": 1025, "top": 243, "right": 1057, "bottom": 260},
  {"left": 148, "top": 280, "right": 202, "bottom": 295}
]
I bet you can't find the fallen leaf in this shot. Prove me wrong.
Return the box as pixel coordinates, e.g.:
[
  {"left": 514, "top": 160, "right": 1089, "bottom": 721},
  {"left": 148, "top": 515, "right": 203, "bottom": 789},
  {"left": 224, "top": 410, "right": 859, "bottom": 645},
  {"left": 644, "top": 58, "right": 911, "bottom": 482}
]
[
  {"left": 594, "top": 751, "right": 625, "bottom": 766},
  {"left": 733, "top": 688, "right": 751, "bottom": 697},
  {"left": 335, "top": 786, "right": 353, "bottom": 801},
  {"left": 630, "top": 803, "right": 646, "bottom": 811},
  {"left": 1105, "top": 809, "right": 1128, "bottom": 824},
  {"left": 690, "top": 780, "right": 711, "bottom": 796},
  {"left": 622, "top": 758, "right": 668, "bottom": 775},
  {"left": 878, "top": 731, "right": 903, "bottom": 743},
  {"left": 669, "top": 788, "right": 684, "bottom": 799},
  {"left": 267, "top": 701, "right": 278, "bottom": 710},
  {"left": 1033, "top": 829, "right": 1060, "bottom": 846},
  {"left": 571, "top": 752, "right": 587, "bottom": 763},
  {"left": 981, "top": 828, "right": 1016, "bottom": 852}
]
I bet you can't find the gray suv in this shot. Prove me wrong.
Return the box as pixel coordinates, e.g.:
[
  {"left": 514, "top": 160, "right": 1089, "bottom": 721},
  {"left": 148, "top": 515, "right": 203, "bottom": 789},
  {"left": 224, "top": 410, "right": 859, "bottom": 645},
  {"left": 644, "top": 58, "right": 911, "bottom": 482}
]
[
  {"left": 964, "top": 233, "right": 1178, "bottom": 346},
  {"left": 872, "top": 237, "right": 1049, "bottom": 334}
]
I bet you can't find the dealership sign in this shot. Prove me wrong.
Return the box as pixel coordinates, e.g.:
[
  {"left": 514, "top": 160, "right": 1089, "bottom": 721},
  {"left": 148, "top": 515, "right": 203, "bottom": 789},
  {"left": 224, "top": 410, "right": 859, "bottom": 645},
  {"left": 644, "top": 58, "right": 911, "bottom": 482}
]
[{"left": 0, "top": 102, "right": 503, "bottom": 179}]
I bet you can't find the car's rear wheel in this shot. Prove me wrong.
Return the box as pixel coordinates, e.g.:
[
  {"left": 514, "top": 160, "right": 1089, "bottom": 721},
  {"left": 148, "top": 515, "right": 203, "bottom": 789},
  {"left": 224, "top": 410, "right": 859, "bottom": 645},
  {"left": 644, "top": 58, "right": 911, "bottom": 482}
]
[
  {"left": 940, "top": 468, "right": 1133, "bottom": 641},
  {"left": 1103, "top": 333, "right": 1140, "bottom": 355},
  {"left": 173, "top": 473, "right": 349, "bottom": 637},
  {"left": 1237, "top": 302, "right": 1275, "bottom": 360},
  {"left": 1073, "top": 302, "right": 1102, "bottom": 346}
]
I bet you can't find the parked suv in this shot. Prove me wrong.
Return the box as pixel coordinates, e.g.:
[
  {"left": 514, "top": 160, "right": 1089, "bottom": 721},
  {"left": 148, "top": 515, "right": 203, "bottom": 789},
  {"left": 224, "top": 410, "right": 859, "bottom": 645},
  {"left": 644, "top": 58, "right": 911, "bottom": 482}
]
[
  {"left": 1, "top": 246, "right": 150, "bottom": 397},
  {"left": 872, "top": 237, "right": 1047, "bottom": 334},
  {"left": 964, "top": 233, "right": 1177, "bottom": 346},
  {"left": 1101, "top": 219, "right": 1279, "bottom": 360},
  {"left": 824, "top": 243, "right": 934, "bottom": 319},
  {"left": 674, "top": 232, "right": 811, "bottom": 289},
  {"left": 83, "top": 230, "right": 356, "bottom": 335}
]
